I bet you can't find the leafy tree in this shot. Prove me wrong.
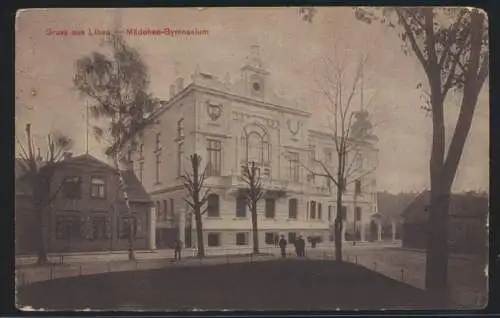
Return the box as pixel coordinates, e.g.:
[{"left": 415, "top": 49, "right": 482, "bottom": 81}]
[
  {"left": 240, "top": 161, "right": 264, "bottom": 254},
  {"left": 300, "top": 54, "right": 378, "bottom": 262},
  {"left": 16, "top": 124, "right": 73, "bottom": 264},
  {"left": 352, "top": 7, "right": 489, "bottom": 293},
  {"left": 73, "top": 33, "right": 159, "bottom": 261},
  {"left": 181, "top": 153, "right": 210, "bottom": 258}
]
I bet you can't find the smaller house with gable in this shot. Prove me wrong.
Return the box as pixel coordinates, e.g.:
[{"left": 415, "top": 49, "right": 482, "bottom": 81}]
[
  {"left": 15, "top": 153, "right": 155, "bottom": 254},
  {"left": 401, "top": 190, "right": 488, "bottom": 255}
]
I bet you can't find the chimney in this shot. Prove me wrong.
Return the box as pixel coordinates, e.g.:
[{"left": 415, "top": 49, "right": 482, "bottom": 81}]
[
  {"left": 176, "top": 77, "right": 184, "bottom": 92},
  {"left": 169, "top": 84, "right": 177, "bottom": 99},
  {"left": 63, "top": 152, "right": 72, "bottom": 160}
]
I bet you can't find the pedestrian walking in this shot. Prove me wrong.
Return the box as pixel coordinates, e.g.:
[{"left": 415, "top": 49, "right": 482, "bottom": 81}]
[
  {"left": 278, "top": 235, "right": 287, "bottom": 258},
  {"left": 174, "top": 239, "right": 183, "bottom": 261},
  {"left": 297, "top": 235, "right": 306, "bottom": 257}
]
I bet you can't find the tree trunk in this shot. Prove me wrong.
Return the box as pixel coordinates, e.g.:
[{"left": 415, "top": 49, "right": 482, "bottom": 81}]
[
  {"left": 424, "top": 9, "right": 486, "bottom": 298},
  {"left": 251, "top": 202, "right": 259, "bottom": 254},
  {"left": 334, "top": 186, "right": 343, "bottom": 262},
  {"left": 112, "top": 152, "right": 136, "bottom": 261},
  {"left": 195, "top": 209, "right": 205, "bottom": 257}
]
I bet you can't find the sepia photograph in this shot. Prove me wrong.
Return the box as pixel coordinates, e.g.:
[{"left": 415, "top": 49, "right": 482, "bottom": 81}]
[{"left": 14, "top": 7, "right": 489, "bottom": 311}]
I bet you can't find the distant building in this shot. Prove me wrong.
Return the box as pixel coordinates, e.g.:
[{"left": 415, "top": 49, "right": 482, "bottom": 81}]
[
  {"left": 126, "top": 46, "right": 379, "bottom": 249},
  {"left": 15, "top": 153, "right": 154, "bottom": 254},
  {"left": 401, "top": 191, "right": 488, "bottom": 255}
]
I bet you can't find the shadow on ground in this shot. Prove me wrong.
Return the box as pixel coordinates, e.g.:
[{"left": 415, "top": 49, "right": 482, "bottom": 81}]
[{"left": 16, "top": 259, "right": 450, "bottom": 311}]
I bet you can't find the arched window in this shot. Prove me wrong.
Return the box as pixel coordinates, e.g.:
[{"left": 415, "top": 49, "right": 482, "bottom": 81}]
[
  {"left": 241, "top": 124, "right": 270, "bottom": 165},
  {"left": 207, "top": 194, "right": 220, "bottom": 217}
]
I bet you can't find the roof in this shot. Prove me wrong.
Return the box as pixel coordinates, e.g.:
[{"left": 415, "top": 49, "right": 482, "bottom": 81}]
[
  {"left": 401, "top": 190, "right": 489, "bottom": 223},
  {"left": 15, "top": 153, "right": 151, "bottom": 203},
  {"left": 377, "top": 191, "right": 418, "bottom": 221},
  {"left": 121, "top": 170, "right": 151, "bottom": 202}
]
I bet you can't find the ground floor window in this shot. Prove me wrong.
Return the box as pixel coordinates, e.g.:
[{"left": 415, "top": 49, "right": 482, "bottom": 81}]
[
  {"left": 265, "top": 232, "right": 276, "bottom": 245},
  {"left": 288, "top": 232, "right": 296, "bottom": 244},
  {"left": 118, "top": 216, "right": 140, "bottom": 239},
  {"left": 208, "top": 233, "right": 220, "bottom": 247},
  {"left": 236, "top": 232, "right": 248, "bottom": 246},
  {"left": 90, "top": 215, "right": 111, "bottom": 241},
  {"left": 55, "top": 215, "right": 82, "bottom": 241}
]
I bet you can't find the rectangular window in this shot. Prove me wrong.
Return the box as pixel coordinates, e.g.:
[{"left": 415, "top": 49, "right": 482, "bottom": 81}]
[
  {"left": 310, "top": 201, "right": 316, "bottom": 219},
  {"left": 138, "top": 162, "right": 144, "bottom": 183},
  {"left": 236, "top": 195, "right": 247, "bottom": 218},
  {"left": 265, "top": 232, "right": 276, "bottom": 245},
  {"left": 288, "top": 232, "right": 296, "bottom": 244},
  {"left": 288, "top": 152, "right": 300, "bottom": 182},
  {"left": 324, "top": 148, "right": 332, "bottom": 163},
  {"left": 90, "top": 177, "right": 106, "bottom": 198},
  {"left": 207, "top": 139, "right": 222, "bottom": 177},
  {"left": 139, "top": 143, "right": 144, "bottom": 158},
  {"left": 155, "top": 153, "right": 161, "bottom": 184},
  {"left": 355, "top": 180, "right": 362, "bottom": 194},
  {"left": 265, "top": 198, "right": 276, "bottom": 218},
  {"left": 177, "top": 118, "right": 184, "bottom": 138},
  {"left": 55, "top": 215, "right": 82, "bottom": 240},
  {"left": 118, "top": 216, "right": 138, "bottom": 239},
  {"left": 208, "top": 233, "right": 220, "bottom": 247},
  {"left": 177, "top": 142, "right": 184, "bottom": 177},
  {"left": 155, "top": 132, "right": 161, "bottom": 151},
  {"left": 170, "top": 199, "right": 175, "bottom": 223},
  {"left": 155, "top": 201, "right": 161, "bottom": 221},
  {"left": 318, "top": 203, "right": 322, "bottom": 220},
  {"left": 163, "top": 200, "right": 168, "bottom": 221},
  {"left": 288, "top": 198, "right": 298, "bottom": 219},
  {"left": 236, "top": 232, "right": 248, "bottom": 246},
  {"left": 207, "top": 194, "right": 220, "bottom": 217},
  {"left": 62, "top": 176, "right": 82, "bottom": 199},
  {"left": 328, "top": 205, "right": 333, "bottom": 221},
  {"left": 341, "top": 206, "right": 347, "bottom": 221},
  {"left": 355, "top": 206, "right": 362, "bottom": 222},
  {"left": 90, "top": 215, "right": 108, "bottom": 241}
]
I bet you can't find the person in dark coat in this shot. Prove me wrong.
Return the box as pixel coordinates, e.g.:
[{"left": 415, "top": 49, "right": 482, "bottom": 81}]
[
  {"left": 297, "top": 235, "right": 306, "bottom": 257},
  {"left": 294, "top": 238, "right": 300, "bottom": 257},
  {"left": 278, "top": 235, "right": 287, "bottom": 258},
  {"left": 174, "top": 239, "right": 183, "bottom": 261}
]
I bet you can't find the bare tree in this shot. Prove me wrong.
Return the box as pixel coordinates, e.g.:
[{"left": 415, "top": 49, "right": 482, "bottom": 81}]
[
  {"left": 353, "top": 7, "right": 489, "bottom": 293},
  {"left": 181, "top": 153, "right": 210, "bottom": 258},
  {"left": 16, "top": 124, "right": 73, "bottom": 264},
  {"left": 240, "top": 161, "right": 264, "bottom": 254},
  {"left": 73, "top": 33, "right": 159, "bottom": 261},
  {"left": 299, "top": 54, "right": 378, "bottom": 262}
]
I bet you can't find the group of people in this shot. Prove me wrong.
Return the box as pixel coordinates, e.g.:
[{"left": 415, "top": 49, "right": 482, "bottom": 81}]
[{"left": 278, "top": 234, "right": 306, "bottom": 258}]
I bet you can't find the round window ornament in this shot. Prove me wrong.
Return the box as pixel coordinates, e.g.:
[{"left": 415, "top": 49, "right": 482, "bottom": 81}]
[{"left": 253, "top": 82, "right": 261, "bottom": 91}]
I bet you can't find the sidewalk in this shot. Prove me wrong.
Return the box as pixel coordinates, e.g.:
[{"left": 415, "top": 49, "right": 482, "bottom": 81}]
[
  {"left": 16, "top": 252, "right": 277, "bottom": 287},
  {"left": 16, "top": 246, "right": 278, "bottom": 266}
]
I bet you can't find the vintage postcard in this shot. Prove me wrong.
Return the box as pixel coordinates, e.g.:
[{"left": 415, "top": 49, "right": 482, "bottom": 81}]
[{"left": 15, "top": 7, "right": 489, "bottom": 311}]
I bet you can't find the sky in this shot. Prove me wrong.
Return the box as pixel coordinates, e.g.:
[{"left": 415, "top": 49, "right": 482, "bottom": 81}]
[{"left": 15, "top": 7, "right": 489, "bottom": 193}]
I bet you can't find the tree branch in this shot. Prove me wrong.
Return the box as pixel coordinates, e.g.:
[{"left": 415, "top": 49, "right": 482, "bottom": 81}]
[{"left": 395, "top": 8, "right": 429, "bottom": 70}]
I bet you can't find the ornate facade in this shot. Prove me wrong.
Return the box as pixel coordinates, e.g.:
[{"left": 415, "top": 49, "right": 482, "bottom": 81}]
[{"left": 130, "top": 46, "right": 378, "bottom": 249}]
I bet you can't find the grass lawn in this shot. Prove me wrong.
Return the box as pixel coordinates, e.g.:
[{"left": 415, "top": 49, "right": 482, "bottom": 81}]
[{"left": 17, "top": 259, "right": 448, "bottom": 311}]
